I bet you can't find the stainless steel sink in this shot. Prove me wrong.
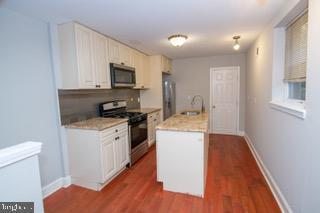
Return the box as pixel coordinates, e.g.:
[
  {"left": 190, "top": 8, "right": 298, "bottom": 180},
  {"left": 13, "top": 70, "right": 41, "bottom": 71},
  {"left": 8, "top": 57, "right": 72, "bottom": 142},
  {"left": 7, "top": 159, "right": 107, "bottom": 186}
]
[{"left": 181, "top": 110, "right": 200, "bottom": 116}]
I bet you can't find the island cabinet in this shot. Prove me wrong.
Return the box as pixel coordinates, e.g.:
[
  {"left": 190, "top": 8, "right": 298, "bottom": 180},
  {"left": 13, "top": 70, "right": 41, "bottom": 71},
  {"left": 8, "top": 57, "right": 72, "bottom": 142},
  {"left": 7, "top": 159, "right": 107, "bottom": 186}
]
[
  {"left": 58, "top": 22, "right": 111, "bottom": 89},
  {"left": 66, "top": 122, "right": 129, "bottom": 191},
  {"left": 156, "top": 112, "right": 209, "bottom": 197}
]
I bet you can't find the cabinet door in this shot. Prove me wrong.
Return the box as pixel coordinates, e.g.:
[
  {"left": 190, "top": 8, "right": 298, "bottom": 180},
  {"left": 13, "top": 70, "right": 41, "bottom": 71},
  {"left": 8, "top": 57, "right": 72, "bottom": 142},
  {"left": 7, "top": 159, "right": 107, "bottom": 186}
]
[
  {"left": 147, "top": 123, "right": 153, "bottom": 145},
  {"left": 164, "top": 57, "right": 168, "bottom": 73},
  {"left": 148, "top": 114, "right": 155, "bottom": 145},
  {"left": 133, "top": 51, "right": 142, "bottom": 88},
  {"left": 166, "top": 58, "right": 172, "bottom": 74},
  {"left": 92, "top": 33, "right": 110, "bottom": 89},
  {"left": 160, "top": 56, "right": 165, "bottom": 73},
  {"left": 141, "top": 54, "right": 150, "bottom": 88},
  {"left": 101, "top": 139, "right": 117, "bottom": 181},
  {"left": 75, "top": 24, "right": 95, "bottom": 88},
  {"left": 152, "top": 116, "right": 158, "bottom": 142},
  {"left": 119, "top": 45, "right": 131, "bottom": 66},
  {"left": 116, "top": 131, "right": 129, "bottom": 169},
  {"left": 108, "top": 39, "right": 121, "bottom": 64}
]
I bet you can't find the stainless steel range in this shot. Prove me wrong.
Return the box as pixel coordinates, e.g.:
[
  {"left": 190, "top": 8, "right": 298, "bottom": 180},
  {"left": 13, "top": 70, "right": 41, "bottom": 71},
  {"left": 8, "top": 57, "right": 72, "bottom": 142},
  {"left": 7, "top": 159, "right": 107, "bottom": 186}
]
[{"left": 98, "top": 101, "right": 148, "bottom": 165}]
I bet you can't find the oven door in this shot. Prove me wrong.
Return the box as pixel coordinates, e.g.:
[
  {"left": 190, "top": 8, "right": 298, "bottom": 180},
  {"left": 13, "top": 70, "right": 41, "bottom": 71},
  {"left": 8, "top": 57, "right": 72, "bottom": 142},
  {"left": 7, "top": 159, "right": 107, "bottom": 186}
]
[
  {"left": 110, "top": 63, "right": 136, "bottom": 88},
  {"left": 130, "top": 119, "right": 148, "bottom": 151}
]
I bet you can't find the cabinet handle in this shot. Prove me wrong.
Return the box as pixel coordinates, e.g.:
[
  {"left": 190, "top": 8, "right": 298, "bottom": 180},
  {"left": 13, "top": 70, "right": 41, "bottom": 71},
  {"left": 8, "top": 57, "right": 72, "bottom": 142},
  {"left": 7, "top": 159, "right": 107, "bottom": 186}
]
[
  {"left": 115, "top": 136, "right": 120, "bottom": 140},
  {"left": 96, "top": 85, "right": 100, "bottom": 88},
  {"left": 121, "top": 62, "right": 125, "bottom": 65}
]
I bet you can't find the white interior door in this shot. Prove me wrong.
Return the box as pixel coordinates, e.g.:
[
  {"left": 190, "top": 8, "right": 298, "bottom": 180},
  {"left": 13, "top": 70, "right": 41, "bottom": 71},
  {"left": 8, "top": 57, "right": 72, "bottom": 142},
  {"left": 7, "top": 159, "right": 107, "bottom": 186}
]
[{"left": 210, "top": 67, "right": 239, "bottom": 135}]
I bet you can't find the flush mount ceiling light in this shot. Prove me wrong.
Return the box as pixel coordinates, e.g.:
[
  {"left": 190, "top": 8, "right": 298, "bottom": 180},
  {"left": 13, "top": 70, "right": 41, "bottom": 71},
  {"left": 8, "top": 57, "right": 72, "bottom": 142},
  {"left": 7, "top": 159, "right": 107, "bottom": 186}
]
[
  {"left": 168, "top": 34, "right": 188, "bottom": 47},
  {"left": 233, "top": 36, "right": 241, "bottom": 50}
]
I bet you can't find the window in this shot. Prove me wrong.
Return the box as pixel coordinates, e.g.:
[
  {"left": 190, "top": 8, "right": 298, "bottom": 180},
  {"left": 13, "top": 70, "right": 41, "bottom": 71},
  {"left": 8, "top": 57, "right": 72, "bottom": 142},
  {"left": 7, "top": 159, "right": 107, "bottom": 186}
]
[
  {"left": 284, "top": 11, "right": 308, "bottom": 101},
  {"left": 288, "top": 82, "right": 306, "bottom": 100},
  {"left": 270, "top": 8, "right": 308, "bottom": 119}
]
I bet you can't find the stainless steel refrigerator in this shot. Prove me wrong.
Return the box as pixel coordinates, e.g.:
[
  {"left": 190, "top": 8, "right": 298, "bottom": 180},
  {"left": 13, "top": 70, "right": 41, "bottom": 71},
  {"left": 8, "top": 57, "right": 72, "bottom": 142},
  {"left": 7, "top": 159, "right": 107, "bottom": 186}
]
[{"left": 163, "top": 80, "right": 176, "bottom": 120}]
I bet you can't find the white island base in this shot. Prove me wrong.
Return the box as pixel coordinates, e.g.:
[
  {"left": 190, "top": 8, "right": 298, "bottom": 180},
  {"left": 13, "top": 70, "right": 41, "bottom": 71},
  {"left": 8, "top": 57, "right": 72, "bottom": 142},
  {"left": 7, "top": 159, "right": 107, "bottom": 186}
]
[{"left": 156, "top": 130, "right": 209, "bottom": 197}]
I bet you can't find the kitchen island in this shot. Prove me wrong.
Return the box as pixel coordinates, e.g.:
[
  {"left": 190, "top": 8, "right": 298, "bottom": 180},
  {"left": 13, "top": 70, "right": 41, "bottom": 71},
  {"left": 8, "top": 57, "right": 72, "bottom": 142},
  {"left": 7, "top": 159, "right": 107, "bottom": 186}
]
[{"left": 156, "top": 111, "right": 209, "bottom": 197}]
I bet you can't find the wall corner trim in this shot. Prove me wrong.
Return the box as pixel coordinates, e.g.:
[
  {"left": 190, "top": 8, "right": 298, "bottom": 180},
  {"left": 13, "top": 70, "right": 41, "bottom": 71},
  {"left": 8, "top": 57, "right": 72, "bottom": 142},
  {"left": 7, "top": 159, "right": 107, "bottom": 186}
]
[
  {"left": 243, "top": 133, "right": 293, "bottom": 213},
  {"left": 42, "top": 176, "right": 71, "bottom": 199}
]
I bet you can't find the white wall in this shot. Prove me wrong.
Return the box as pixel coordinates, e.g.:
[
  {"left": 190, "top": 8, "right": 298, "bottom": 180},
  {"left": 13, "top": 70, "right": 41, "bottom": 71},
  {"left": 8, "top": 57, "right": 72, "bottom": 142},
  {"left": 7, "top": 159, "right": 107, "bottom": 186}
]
[
  {"left": 172, "top": 54, "right": 246, "bottom": 131},
  {"left": 0, "top": 8, "right": 64, "bottom": 187},
  {"left": 246, "top": 0, "right": 320, "bottom": 211}
]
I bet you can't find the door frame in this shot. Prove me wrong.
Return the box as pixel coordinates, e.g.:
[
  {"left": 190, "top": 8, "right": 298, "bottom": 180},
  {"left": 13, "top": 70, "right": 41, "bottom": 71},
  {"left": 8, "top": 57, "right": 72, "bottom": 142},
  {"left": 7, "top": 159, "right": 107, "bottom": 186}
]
[{"left": 209, "top": 66, "right": 240, "bottom": 135}]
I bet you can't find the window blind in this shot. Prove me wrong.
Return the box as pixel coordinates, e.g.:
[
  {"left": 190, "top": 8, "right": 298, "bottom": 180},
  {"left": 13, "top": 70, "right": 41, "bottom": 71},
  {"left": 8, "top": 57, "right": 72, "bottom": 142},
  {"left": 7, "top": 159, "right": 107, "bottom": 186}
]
[{"left": 284, "top": 11, "right": 308, "bottom": 82}]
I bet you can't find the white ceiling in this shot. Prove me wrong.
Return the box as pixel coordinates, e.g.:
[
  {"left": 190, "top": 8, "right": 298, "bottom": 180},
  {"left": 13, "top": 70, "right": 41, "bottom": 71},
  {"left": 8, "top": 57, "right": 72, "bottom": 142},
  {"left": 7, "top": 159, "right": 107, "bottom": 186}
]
[{"left": 1, "top": 0, "right": 285, "bottom": 59}]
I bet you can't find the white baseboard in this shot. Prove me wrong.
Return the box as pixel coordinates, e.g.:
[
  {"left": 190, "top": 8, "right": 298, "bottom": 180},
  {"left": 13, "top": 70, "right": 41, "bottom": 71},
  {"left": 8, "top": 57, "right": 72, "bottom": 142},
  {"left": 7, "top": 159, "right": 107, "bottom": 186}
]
[
  {"left": 243, "top": 133, "right": 292, "bottom": 213},
  {"left": 238, "top": 131, "right": 245, "bottom": 136},
  {"left": 42, "top": 176, "right": 71, "bottom": 198}
]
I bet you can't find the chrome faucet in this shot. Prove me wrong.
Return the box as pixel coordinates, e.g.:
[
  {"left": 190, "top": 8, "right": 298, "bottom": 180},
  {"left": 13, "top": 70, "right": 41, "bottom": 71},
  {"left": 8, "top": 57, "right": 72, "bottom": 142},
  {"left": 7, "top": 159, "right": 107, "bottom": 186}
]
[{"left": 191, "top": 95, "right": 205, "bottom": 113}]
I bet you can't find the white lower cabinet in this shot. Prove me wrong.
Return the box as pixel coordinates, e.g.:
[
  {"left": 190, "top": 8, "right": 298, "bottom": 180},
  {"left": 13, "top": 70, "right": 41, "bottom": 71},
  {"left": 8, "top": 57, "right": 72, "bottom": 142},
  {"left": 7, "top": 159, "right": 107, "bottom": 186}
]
[
  {"left": 66, "top": 123, "right": 129, "bottom": 191},
  {"left": 115, "top": 131, "right": 130, "bottom": 169},
  {"left": 147, "top": 111, "right": 161, "bottom": 147},
  {"left": 101, "top": 139, "right": 117, "bottom": 181}
]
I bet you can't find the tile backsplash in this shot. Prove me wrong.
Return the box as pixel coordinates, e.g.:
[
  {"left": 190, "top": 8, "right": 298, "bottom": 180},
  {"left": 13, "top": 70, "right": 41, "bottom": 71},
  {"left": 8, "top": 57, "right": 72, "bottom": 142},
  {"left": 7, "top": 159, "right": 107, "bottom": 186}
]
[{"left": 58, "top": 89, "right": 140, "bottom": 125}]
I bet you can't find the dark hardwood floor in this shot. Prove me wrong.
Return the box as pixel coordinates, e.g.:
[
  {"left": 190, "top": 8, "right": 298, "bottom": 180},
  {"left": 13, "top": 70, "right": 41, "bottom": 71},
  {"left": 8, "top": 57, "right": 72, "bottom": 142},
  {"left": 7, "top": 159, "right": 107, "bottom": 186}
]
[{"left": 44, "top": 134, "right": 280, "bottom": 213}]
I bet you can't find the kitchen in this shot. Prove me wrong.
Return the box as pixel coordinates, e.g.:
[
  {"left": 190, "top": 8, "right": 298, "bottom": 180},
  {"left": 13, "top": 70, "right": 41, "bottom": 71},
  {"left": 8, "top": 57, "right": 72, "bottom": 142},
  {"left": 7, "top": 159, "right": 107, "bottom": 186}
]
[
  {"left": 1, "top": 0, "right": 319, "bottom": 212},
  {"left": 57, "top": 22, "right": 203, "bottom": 192}
]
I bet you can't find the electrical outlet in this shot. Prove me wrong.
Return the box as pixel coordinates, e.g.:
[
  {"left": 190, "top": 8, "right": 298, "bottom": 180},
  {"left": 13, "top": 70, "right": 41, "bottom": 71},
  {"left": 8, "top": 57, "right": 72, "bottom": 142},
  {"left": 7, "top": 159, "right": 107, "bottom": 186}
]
[{"left": 137, "top": 97, "right": 140, "bottom": 103}]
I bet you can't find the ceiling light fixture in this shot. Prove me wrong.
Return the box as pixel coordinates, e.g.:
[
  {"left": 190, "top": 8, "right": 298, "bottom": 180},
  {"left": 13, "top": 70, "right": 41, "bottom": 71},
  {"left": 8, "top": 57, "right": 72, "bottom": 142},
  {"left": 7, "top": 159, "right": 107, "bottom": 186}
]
[
  {"left": 233, "top": 36, "right": 241, "bottom": 50},
  {"left": 168, "top": 34, "right": 188, "bottom": 47}
]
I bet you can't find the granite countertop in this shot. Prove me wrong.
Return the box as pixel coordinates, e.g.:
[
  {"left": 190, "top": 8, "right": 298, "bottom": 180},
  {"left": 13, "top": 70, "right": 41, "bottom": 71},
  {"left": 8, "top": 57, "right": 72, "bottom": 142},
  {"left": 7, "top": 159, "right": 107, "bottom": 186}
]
[
  {"left": 64, "top": 117, "right": 128, "bottom": 131},
  {"left": 128, "top": 108, "right": 161, "bottom": 114},
  {"left": 156, "top": 111, "right": 208, "bottom": 133}
]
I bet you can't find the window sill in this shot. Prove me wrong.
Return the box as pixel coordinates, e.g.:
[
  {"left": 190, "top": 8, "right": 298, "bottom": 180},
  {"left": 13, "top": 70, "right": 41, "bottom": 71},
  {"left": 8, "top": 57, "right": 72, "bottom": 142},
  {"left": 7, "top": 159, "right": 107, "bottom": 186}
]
[{"left": 269, "top": 100, "right": 306, "bottom": 119}]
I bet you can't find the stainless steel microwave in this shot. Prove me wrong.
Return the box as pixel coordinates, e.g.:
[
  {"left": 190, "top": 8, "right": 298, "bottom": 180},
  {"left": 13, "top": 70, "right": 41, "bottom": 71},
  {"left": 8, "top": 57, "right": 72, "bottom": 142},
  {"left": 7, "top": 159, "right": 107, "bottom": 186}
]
[{"left": 110, "top": 63, "right": 136, "bottom": 88}]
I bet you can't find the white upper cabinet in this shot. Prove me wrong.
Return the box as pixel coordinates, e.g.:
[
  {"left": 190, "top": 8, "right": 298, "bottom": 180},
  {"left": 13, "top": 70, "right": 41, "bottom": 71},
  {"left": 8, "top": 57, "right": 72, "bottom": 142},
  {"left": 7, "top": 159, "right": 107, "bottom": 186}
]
[
  {"left": 108, "top": 39, "right": 121, "bottom": 64},
  {"left": 133, "top": 51, "right": 150, "bottom": 89},
  {"left": 58, "top": 22, "right": 150, "bottom": 90},
  {"left": 119, "top": 44, "right": 132, "bottom": 67},
  {"left": 74, "top": 24, "right": 95, "bottom": 88},
  {"left": 141, "top": 54, "right": 150, "bottom": 88},
  {"left": 108, "top": 38, "right": 133, "bottom": 67},
  {"left": 133, "top": 50, "right": 142, "bottom": 88},
  {"left": 92, "top": 33, "right": 110, "bottom": 89},
  {"left": 161, "top": 55, "right": 172, "bottom": 74},
  {"left": 58, "top": 22, "right": 111, "bottom": 89}
]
